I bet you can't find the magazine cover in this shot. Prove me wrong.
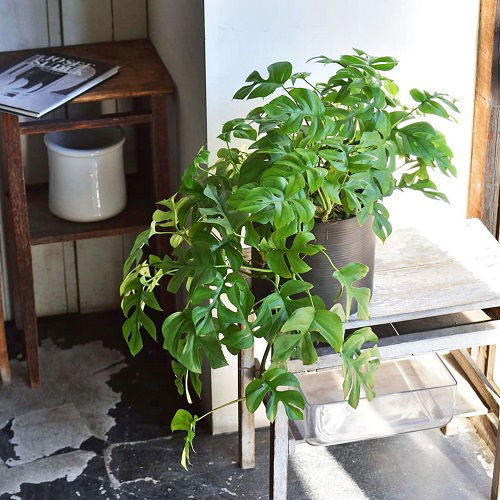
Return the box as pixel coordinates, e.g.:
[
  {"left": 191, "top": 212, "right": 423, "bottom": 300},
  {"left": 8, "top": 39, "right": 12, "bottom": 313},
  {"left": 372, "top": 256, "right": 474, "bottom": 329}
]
[{"left": 0, "top": 52, "right": 119, "bottom": 118}]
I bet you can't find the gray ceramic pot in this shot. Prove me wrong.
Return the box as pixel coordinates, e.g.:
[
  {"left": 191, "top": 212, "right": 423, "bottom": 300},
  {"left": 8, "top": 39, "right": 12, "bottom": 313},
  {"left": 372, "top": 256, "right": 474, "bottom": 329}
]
[{"left": 305, "top": 216, "right": 375, "bottom": 312}]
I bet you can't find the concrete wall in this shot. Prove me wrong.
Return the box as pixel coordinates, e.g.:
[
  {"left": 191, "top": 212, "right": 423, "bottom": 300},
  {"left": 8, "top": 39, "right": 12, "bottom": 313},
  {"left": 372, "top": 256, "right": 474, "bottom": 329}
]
[{"left": 203, "top": 0, "right": 480, "bottom": 433}]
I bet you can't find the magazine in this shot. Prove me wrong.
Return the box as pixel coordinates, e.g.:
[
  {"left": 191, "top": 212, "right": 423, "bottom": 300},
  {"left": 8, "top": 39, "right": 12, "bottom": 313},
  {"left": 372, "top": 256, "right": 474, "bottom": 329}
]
[{"left": 0, "top": 52, "right": 119, "bottom": 118}]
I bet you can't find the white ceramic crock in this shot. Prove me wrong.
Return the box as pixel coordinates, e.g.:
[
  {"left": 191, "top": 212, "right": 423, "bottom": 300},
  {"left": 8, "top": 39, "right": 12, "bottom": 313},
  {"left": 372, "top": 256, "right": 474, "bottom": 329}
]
[{"left": 44, "top": 127, "right": 126, "bottom": 222}]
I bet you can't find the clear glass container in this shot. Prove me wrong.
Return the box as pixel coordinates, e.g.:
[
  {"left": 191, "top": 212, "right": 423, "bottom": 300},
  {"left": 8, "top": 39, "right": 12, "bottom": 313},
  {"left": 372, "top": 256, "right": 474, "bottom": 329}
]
[{"left": 297, "top": 353, "right": 457, "bottom": 446}]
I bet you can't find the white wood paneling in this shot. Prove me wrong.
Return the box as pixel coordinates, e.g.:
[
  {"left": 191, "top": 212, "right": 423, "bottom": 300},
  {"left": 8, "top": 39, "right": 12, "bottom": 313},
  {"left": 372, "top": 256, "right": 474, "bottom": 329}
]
[
  {"left": 112, "top": 0, "right": 148, "bottom": 41},
  {"left": 0, "top": 0, "right": 48, "bottom": 51},
  {"left": 32, "top": 244, "right": 68, "bottom": 316},
  {"left": 46, "top": 0, "right": 63, "bottom": 46},
  {"left": 76, "top": 236, "right": 124, "bottom": 313},
  {"left": 60, "top": 0, "right": 113, "bottom": 45}
]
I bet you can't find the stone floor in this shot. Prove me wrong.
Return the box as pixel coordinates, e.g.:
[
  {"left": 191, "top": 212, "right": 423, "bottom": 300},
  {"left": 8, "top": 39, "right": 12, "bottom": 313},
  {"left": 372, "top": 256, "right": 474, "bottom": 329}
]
[{"left": 0, "top": 311, "right": 495, "bottom": 499}]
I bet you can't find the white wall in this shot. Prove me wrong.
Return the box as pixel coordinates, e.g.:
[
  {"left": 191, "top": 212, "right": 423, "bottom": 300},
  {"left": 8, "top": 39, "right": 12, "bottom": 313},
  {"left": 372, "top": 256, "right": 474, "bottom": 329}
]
[
  {"left": 204, "top": 0, "right": 480, "bottom": 433},
  {"left": 148, "top": 0, "right": 207, "bottom": 187}
]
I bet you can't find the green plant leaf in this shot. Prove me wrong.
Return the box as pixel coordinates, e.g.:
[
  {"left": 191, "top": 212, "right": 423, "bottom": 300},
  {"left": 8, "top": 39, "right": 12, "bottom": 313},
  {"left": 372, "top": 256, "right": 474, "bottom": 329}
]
[
  {"left": 281, "top": 306, "right": 315, "bottom": 334},
  {"left": 370, "top": 56, "right": 398, "bottom": 71},
  {"left": 171, "top": 360, "right": 202, "bottom": 402},
  {"left": 162, "top": 310, "right": 228, "bottom": 373},
  {"left": 218, "top": 118, "right": 257, "bottom": 142},
  {"left": 333, "top": 263, "right": 371, "bottom": 319},
  {"left": 311, "top": 309, "right": 344, "bottom": 352},
  {"left": 121, "top": 270, "right": 162, "bottom": 356},
  {"left": 171, "top": 409, "right": 198, "bottom": 470},
  {"left": 273, "top": 306, "right": 344, "bottom": 363},
  {"left": 218, "top": 273, "right": 256, "bottom": 352},
  {"left": 234, "top": 61, "right": 293, "bottom": 99},
  {"left": 341, "top": 327, "right": 380, "bottom": 408},
  {"left": 245, "top": 368, "right": 304, "bottom": 421},
  {"left": 263, "top": 88, "right": 326, "bottom": 142},
  {"left": 180, "top": 148, "right": 208, "bottom": 195},
  {"left": 372, "top": 202, "right": 392, "bottom": 241}
]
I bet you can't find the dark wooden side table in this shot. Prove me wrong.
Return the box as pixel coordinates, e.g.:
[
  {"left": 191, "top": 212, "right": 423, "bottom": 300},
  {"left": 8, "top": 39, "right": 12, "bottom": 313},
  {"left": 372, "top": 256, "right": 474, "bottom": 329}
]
[{"left": 0, "top": 39, "right": 174, "bottom": 387}]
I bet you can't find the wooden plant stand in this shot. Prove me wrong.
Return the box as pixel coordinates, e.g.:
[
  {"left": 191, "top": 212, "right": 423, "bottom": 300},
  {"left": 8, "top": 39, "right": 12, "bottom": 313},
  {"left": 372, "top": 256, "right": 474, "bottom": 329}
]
[
  {"left": 0, "top": 39, "right": 174, "bottom": 387},
  {"left": 238, "top": 218, "right": 500, "bottom": 499}
]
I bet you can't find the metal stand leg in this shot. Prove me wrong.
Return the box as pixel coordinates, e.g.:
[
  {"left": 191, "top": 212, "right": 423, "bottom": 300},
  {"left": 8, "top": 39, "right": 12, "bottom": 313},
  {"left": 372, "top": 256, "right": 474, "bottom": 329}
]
[
  {"left": 270, "top": 402, "right": 289, "bottom": 500},
  {"left": 238, "top": 346, "right": 255, "bottom": 469}
]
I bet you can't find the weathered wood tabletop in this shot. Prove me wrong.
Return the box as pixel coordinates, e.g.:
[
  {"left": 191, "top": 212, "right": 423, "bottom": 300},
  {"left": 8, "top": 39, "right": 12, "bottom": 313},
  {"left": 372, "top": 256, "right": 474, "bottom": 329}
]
[{"left": 349, "top": 217, "right": 500, "bottom": 328}]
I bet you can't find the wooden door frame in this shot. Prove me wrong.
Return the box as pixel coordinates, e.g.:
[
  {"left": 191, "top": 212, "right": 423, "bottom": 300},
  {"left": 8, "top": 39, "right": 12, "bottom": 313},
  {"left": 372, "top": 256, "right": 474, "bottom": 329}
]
[{"left": 469, "top": 0, "right": 500, "bottom": 238}]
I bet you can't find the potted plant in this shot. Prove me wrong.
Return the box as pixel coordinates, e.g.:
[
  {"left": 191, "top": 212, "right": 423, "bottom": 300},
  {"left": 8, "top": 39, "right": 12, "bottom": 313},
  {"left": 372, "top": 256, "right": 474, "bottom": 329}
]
[{"left": 120, "top": 49, "right": 457, "bottom": 468}]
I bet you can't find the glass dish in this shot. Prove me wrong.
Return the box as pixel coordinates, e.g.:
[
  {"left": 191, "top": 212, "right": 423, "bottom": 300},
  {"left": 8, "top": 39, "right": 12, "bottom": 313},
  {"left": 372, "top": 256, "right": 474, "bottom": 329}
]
[{"left": 297, "top": 353, "right": 457, "bottom": 446}]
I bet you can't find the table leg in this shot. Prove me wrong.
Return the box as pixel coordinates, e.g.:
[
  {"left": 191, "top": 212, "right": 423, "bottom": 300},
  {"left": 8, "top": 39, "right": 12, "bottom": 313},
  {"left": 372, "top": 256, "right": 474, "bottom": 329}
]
[
  {"left": 486, "top": 307, "right": 500, "bottom": 499},
  {"left": 1, "top": 113, "right": 39, "bottom": 387},
  {"left": 0, "top": 255, "right": 10, "bottom": 384},
  {"left": 238, "top": 347, "right": 255, "bottom": 469},
  {"left": 492, "top": 424, "right": 500, "bottom": 500},
  {"left": 150, "top": 94, "right": 173, "bottom": 314},
  {"left": 270, "top": 402, "right": 289, "bottom": 500},
  {"left": 0, "top": 285, "right": 10, "bottom": 385}
]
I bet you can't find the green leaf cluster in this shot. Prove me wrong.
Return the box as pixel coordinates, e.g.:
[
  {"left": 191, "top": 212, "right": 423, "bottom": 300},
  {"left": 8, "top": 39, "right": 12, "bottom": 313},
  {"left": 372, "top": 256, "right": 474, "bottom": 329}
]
[{"left": 120, "top": 49, "right": 457, "bottom": 468}]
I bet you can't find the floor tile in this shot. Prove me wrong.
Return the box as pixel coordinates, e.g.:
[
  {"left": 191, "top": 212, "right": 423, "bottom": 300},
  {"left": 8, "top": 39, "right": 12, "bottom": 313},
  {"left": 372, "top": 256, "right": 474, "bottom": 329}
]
[{"left": 5, "top": 404, "right": 92, "bottom": 467}]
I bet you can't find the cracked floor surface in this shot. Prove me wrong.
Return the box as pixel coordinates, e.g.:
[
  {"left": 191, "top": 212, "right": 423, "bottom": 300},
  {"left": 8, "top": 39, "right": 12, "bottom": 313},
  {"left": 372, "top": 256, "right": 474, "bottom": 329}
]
[{"left": 0, "top": 311, "right": 495, "bottom": 499}]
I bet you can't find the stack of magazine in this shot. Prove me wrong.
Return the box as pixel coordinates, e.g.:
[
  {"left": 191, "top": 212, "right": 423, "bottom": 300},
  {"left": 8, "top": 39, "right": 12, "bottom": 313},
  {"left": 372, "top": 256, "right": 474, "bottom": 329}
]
[{"left": 0, "top": 52, "right": 119, "bottom": 118}]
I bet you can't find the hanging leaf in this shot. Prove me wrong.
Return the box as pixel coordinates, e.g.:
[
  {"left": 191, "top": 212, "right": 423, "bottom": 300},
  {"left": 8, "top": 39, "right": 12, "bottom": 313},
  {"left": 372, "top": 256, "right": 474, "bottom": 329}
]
[
  {"left": 333, "top": 263, "right": 371, "bottom": 319},
  {"left": 245, "top": 368, "right": 305, "bottom": 421},
  {"left": 341, "top": 327, "right": 380, "bottom": 408},
  {"left": 171, "top": 409, "right": 199, "bottom": 470}
]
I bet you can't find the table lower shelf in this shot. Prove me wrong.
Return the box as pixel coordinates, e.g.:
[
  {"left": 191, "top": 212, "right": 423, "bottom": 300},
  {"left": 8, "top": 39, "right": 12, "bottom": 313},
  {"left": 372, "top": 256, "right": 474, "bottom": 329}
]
[{"left": 26, "top": 174, "right": 153, "bottom": 245}]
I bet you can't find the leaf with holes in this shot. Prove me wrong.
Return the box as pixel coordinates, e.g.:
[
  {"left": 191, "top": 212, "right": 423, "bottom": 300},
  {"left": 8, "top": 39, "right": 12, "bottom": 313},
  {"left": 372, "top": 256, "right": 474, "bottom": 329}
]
[
  {"left": 333, "top": 262, "right": 371, "bottom": 319},
  {"left": 245, "top": 368, "right": 305, "bottom": 421},
  {"left": 341, "top": 327, "right": 380, "bottom": 408}
]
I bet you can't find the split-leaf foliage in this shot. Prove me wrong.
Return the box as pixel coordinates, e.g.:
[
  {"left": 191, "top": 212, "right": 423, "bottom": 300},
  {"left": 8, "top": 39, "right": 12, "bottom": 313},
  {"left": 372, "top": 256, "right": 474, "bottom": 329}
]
[{"left": 121, "top": 49, "right": 457, "bottom": 468}]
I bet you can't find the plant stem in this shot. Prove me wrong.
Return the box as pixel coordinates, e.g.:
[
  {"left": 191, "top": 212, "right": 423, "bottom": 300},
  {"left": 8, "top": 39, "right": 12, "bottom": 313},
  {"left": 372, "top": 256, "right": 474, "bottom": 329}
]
[
  {"left": 260, "top": 342, "right": 272, "bottom": 372},
  {"left": 225, "top": 140, "right": 240, "bottom": 173},
  {"left": 303, "top": 78, "right": 319, "bottom": 92},
  {"left": 295, "top": 272, "right": 315, "bottom": 307},
  {"left": 213, "top": 264, "right": 273, "bottom": 273},
  {"left": 198, "top": 397, "right": 246, "bottom": 421},
  {"left": 320, "top": 249, "right": 339, "bottom": 272},
  {"left": 391, "top": 93, "right": 441, "bottom": 128},
  {"left": 242, "top": 266, "right": 274, "bottom": 273}
]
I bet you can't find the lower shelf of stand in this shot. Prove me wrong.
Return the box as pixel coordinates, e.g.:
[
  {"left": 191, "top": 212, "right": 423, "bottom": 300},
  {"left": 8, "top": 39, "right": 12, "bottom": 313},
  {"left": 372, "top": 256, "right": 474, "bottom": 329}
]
[{"left": 27, "top": 175, "right": 153, "bottom": 245}]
